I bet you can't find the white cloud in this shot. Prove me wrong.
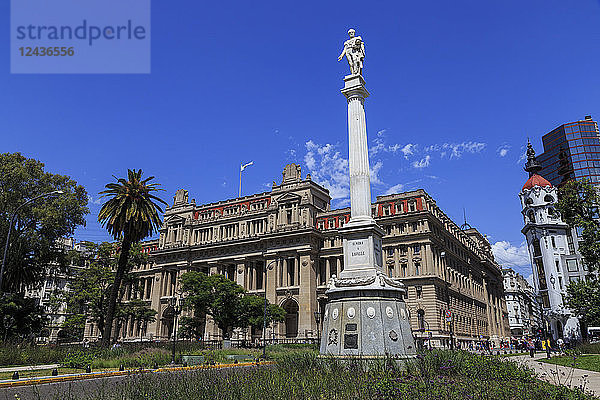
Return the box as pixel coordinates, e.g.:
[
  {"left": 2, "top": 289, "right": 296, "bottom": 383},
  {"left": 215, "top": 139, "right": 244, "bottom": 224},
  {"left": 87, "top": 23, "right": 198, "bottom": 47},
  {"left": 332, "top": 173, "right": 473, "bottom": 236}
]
[
  {"left": 400, "top": 143, "right": 417, "bottom": 158},
  {"left": 384, "top": 183, "right": 404, "bottom": 195},
  {"left": 491, "top": 240, "right": 531, "bottom": 271},
  {"left": 426, "top": 141, "right": 487, "bottom": 158},
  {"left": 388, "top": 143, "right": 401, "bottom": 153},
  {"left": 305, "top": 140, "right": 386, "bottom": 202},
  {"left": 370, "top": 161, "right": 384, "bottom": 185},
  {"left": 517, "top": 149, "right": 528, "bottom": 165},
  {"left": 497, "top": 144, "right": 510, "bottom": 157},
  {"left": 369, "top": 138, "right": 386, "bottom": 157},
  {"left": 87, "top": 195, "right": 102, "bottom": 205},
  {"left": 368, "top": 135, "right": 415, "bottom": 158},
  {"left": 336, "top": 198, "right": 351, "bottom": 208},
  {"left": 412, "top": 155, "right": 431, "bottom": 169},
  {"left": 304, "top": 140, "right": 350, "bottom": 201},
  {"left": 377, "top": 129, "right": 387, "bottom": 137}
]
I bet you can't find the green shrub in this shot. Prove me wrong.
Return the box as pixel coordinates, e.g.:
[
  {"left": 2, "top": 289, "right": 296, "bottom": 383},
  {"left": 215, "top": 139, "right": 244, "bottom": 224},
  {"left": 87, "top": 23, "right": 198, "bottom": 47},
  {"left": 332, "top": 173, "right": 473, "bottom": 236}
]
[
  {"left": 577, "top": 342, "right": 600, "bottom": 354},
  {"left": 62, "top": 349, "right": 96, "bottom": 368}
]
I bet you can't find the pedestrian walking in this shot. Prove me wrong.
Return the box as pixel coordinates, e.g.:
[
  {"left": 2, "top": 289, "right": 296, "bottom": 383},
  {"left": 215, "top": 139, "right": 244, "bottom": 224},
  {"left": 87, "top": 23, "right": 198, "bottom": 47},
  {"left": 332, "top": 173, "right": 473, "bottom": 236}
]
[
  {"left": 528, "top": 339, "right": 535, "bottom": 358},
  {"left": 557, "top": 338, "right": 564, "bottom": 354}
]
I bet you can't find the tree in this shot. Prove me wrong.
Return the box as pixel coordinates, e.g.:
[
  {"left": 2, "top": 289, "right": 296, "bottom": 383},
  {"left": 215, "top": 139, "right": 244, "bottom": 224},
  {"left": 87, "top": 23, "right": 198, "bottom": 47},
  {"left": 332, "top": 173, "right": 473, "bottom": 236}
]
[
  {"left": 0, "top": 153, "right": 88, "bottom": 292},
  {"left": 63, "top": 242, "right": 115, "bottom": 340},
  {"left": 179, "top": 315, "right": 206, "bottom": 340},
  {"left": 97, "top": 169, "right": 166, "bottom": 346},
  {"left": 0, "top": 293, "right": 47, "bottom": 343},
  {"left": 180, "top": 271, "right": 285, "bottom": 340},
  {"left": 557, "top": 179, "right": 600, "bottom": 271},
  {"left": 122, "top": 298, "right": 156, "bottom": 341},
  {"left": 62, "top": 242, "right": 149, "bottom": 342},
  {"left": 556, "top": 179, "right": 600, "bottom": 332},
  {"left": 564, "top": 279, "right": 600, "bottom": 327},
  {"left": 239, "top": 295, "right": 286, "bottom": 332}
]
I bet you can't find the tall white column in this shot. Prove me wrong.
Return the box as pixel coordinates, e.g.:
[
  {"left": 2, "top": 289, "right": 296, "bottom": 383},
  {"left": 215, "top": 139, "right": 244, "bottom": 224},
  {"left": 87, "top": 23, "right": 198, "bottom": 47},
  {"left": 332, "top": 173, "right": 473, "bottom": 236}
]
[
  {"left": 341, "top": 75, "right": 373, "bottom": 224},
  {"left": 338, "top": 74, "right": 384, "bottom": 279}
]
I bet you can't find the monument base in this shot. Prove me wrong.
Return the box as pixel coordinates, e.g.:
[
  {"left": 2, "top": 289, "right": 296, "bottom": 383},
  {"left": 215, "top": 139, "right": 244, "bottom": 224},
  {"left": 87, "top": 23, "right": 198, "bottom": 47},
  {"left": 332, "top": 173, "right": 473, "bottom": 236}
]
[{"left": 319, "top": 273, "right": 416, "bottom": 357}]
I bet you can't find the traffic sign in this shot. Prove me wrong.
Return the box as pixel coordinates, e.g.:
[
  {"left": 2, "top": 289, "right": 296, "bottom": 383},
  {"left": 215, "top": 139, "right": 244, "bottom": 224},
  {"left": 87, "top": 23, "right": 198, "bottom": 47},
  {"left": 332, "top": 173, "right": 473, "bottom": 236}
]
[{"left": 445, "top": 310, "right": 452, "bottom": 322}]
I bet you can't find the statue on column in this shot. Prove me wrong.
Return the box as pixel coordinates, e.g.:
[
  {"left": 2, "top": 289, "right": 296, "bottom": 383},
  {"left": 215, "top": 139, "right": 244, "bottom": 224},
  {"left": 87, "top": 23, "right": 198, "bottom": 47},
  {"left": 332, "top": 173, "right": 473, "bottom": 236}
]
[{"left": 338, "top": 29, "right": 365, "bottom": 76}]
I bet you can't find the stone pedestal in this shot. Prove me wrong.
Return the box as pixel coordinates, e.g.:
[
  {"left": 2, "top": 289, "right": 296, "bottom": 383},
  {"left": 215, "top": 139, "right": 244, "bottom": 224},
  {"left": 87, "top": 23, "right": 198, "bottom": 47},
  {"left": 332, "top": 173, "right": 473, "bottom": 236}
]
[
  {"left": 320, "top": 274, "right": 416, "bottom": 357},
  {"left": 319, "top": 73, "right": 415, "bottom": 357}
]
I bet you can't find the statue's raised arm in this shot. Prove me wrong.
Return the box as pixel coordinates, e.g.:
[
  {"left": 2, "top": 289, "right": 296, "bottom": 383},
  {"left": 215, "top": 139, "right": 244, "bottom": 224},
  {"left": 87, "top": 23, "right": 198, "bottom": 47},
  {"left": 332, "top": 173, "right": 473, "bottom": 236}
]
[{"left": 338, "top": 29, "right": 365, "bottom": 76}]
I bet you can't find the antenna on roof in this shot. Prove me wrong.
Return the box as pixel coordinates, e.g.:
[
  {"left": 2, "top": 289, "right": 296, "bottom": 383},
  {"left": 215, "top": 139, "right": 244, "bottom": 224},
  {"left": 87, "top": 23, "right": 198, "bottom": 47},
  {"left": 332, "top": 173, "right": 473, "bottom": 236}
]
[{"left": 460, "top": 207, "right": 472, "bottom": 230}]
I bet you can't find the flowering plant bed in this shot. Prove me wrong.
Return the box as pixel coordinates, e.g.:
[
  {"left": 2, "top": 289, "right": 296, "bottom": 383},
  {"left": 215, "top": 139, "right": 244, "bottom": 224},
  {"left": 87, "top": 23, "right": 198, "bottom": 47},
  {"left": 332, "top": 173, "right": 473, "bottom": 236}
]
[{"left": 48, "top": 350, "right": 595, "bottom": 399}]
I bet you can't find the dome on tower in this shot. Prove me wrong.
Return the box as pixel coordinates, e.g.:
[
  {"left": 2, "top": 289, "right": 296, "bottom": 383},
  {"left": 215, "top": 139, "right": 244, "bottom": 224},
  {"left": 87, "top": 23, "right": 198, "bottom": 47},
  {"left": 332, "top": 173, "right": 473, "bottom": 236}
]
[{"left": 522, "top": 174, "right": 552, "bottom": 191}]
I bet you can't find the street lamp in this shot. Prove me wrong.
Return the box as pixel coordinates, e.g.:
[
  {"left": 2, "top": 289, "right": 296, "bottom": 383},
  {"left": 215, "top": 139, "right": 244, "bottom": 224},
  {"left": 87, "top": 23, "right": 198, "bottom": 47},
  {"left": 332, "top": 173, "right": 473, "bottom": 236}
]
[
  {"left": 169, "top": 295, "right": 183, "bottom": 365},
  {"left": 262, "top": 258, "right": 281, "bottom": 360},
  {"left": 1, "top": 190, "right": 64, "bottom": 292},
  {"left": 418, "top": 319, "right": 432, "bottom": 350},
  {"left": 440, "top": 251, "right": 454, "bottom": 350},
  {"left": 314, "top": 310, "right": 321, "bottom": 345}
]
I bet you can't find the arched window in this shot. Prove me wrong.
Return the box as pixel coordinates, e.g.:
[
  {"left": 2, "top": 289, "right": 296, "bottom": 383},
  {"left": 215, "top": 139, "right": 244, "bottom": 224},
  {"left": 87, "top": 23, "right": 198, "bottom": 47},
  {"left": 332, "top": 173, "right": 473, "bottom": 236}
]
[
  {"left": 527, "top": 210, "right": 536, "bottom": 223},
  {"left": 544, "top": 195, "right": 555, "bottom": 203},
  {"left": 525, "top": 198, "right": 533, "bottom": 205},
  {"left": 282, "top": 299, "right": 299, "bottom": 338}
]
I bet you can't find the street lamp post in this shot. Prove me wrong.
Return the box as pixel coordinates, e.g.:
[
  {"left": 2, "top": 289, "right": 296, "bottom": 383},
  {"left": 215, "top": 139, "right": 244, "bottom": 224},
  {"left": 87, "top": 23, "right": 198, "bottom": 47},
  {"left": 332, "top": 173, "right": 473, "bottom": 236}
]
[
  {"left": 440, "top": 251, "right": 455, "bottom": 350},
  {"left": 419, "top": 319, "right": 432, "bottom": 350},
  {"left": 314, "top": 310, "right": 321, "bottom": 345},
  {"left": 170, "top": 296, "right": 183, "bottom": 365},
  {"left": 262, "top": 258, "right": 280, "bottom": 360},
  {"left": 1, "top": 190, "right": 64, "bottom": 292}
]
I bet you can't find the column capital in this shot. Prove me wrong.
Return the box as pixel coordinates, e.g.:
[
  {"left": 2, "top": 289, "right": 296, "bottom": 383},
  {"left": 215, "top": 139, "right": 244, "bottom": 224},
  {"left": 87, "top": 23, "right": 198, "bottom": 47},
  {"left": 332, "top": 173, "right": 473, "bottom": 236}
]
[{"left": 341, "top": 74, "right": 370, "bottom": 100}]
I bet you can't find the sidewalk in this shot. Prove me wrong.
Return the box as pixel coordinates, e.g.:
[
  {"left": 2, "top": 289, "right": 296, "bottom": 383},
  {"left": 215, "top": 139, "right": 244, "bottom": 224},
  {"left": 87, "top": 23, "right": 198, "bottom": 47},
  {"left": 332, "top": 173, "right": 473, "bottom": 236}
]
[
  {"left": 0, "top": 364, "right": 60, "bottom": 373},
  {"left": 512, "top": 353, "right": 600, "bottom": 397}
]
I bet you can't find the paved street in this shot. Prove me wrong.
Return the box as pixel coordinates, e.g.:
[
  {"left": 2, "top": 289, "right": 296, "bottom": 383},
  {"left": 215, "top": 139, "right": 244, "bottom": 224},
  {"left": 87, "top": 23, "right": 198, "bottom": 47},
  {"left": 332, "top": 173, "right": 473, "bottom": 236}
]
[
  {"left": 512, "top": 353, "right": 600, "bottom": 397},
  {"left": 0, "top": 372, "right": 129, "bottom": 400}
]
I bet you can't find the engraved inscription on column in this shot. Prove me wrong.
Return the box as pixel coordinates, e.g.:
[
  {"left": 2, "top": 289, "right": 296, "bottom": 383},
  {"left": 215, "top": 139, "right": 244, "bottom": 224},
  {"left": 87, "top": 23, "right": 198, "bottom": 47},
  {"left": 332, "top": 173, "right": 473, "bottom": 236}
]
[{"left": 348, "top": 239, "right": 368, "bottom": 265}]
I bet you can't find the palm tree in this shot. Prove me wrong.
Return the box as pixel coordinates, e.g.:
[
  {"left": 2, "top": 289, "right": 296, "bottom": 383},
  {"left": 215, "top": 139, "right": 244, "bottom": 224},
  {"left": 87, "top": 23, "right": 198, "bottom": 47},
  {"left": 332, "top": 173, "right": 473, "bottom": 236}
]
[{"left": 98, "top": 169, "right": 166, "bottom": 346}]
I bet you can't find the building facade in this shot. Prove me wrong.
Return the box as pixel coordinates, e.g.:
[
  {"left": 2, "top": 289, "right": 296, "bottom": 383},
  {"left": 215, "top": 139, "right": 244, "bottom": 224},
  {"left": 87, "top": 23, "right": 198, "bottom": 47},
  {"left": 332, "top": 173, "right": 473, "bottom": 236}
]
[
  {"left": 538, "top": 115, "right": 600, "bottom": 187},
  {"left": 87, "top": 164, "right": 509, "bottom": 348},
  {"left": 317, "top": 192, "right": 509, "bottom": 348},
  {"left": 25, "top": 238, "right": 90, "bottom": 343},
  {"left": 520, "top": 143, "right": 586, "bottom": 340},
  {"left": 502, "top": 268, "right": 543, "bottom": 338}
]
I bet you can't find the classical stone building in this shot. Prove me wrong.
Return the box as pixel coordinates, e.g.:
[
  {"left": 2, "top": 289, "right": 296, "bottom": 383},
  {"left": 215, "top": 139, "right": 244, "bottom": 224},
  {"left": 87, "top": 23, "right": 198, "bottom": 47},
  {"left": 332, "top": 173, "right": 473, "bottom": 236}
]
[
  {"left": 317, "top": 191, "right": 509, "bottom": 348},
  {"left": 89, "top": 164, "right": 509, "bottom": 347},
  {"left": 26, "top": 238, "right": 91, "bottom": 343},
  {"left": 502, "top": 268, "right": 543, "bottom": 338}
]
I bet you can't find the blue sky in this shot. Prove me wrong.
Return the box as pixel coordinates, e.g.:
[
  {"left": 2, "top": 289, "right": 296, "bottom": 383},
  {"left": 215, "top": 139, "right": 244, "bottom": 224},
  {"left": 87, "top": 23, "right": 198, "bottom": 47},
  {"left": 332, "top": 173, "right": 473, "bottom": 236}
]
[{"left": 2, "top": 1, "right": 600, "bottom": 279}]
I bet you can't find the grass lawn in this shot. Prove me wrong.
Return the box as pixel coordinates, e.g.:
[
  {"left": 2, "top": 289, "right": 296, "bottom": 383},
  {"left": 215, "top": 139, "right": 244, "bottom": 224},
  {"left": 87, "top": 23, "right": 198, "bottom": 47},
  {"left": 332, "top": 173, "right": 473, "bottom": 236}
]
[{"left": 542, "top": 354, "right": 600, "bottom": 373}]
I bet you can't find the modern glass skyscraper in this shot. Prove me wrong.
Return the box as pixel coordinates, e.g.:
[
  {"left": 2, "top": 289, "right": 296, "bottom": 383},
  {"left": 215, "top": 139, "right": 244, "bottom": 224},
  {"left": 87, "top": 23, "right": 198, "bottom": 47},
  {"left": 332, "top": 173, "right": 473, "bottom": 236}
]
[{"left": 538, "top": 116, "right": 600, "bottom": 186}]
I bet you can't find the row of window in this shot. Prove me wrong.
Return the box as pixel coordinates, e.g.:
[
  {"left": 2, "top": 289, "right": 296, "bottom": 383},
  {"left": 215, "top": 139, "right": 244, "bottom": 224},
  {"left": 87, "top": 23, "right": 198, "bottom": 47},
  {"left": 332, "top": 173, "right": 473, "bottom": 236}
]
[
  {"left": 196, "top": 200, "right": 270, "bottom": 220},
  {"left": 379, "top": 200, "right": 419, "bottom": 216}
]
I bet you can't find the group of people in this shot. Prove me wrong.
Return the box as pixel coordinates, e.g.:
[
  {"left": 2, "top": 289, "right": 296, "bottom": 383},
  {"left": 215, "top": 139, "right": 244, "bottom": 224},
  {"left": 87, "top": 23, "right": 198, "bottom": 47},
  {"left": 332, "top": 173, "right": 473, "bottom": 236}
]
[{"left": 466, "top": 336, "right": 568, "bottom": 358}]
